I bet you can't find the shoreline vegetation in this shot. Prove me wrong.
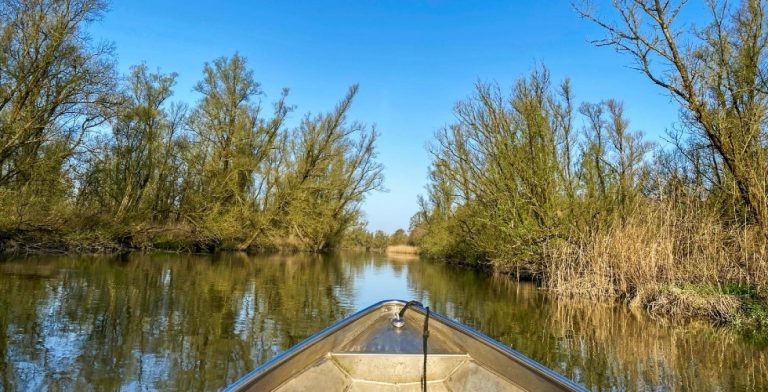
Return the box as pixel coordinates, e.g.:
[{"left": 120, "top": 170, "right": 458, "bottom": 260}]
[
  {"left": 385, "top": 245, "right": 420, "bottom": 255},
  {"left": 0, "top": 1, "right": 383, "bottom": 255},
  {"left": 1, "top": 0, "right": 767, "bottom": 332},
  {"left": 407, "top": 1, "right": 768, "bottom": 329}
]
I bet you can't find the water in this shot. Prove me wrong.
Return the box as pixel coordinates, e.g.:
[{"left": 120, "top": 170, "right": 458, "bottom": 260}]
[{"left": 0, "top": 252, "right": 765, "bottom": 391}]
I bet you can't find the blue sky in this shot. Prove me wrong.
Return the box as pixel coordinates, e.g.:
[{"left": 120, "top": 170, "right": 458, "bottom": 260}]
[{"left": 89, "top": 1, "right": 703, "bottom": 233}]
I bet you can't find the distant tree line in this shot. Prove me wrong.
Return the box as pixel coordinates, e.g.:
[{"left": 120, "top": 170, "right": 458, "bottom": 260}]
[
  {"left": 342, "top": 227, "right": 412, "bottom": 251},
  {"left": 0, "top": 0, "right": 383, "bottom": 252}
]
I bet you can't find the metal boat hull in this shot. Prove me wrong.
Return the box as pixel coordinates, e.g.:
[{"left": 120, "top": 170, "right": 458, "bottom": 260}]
[{"left": 226, "top": 300, "right": 585, "bottom": 391}]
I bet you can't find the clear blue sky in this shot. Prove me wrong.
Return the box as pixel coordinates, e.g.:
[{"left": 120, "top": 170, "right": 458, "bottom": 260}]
[{"left": 89, "top": 1, "right": 702, "bottom": 233}]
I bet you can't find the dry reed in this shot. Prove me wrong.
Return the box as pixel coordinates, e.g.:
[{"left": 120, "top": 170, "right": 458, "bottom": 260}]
[
  {"left": 385, "top": 245, "right": 421, "bottom": 255},
  {"left": 544, "top": 199, "right": 768, "bottom": 323}
]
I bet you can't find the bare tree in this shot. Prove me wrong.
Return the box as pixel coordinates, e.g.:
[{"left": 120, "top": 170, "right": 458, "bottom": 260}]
[{"left": 577, "top": 0, "right": 768, "bottom": 231}]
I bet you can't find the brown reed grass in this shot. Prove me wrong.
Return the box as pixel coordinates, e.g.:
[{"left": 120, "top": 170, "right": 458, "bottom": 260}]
[
  {"left": 385, "top": 245, "right": 421, "bottom": 255},
  {"left": 544, "top": 199, "right": 768, "bottom": 323}
]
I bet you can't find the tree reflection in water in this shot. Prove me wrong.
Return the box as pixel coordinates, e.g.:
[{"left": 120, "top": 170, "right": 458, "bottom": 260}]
[{"left": 0, "top": 253, "right": 765, "bottom": 391}]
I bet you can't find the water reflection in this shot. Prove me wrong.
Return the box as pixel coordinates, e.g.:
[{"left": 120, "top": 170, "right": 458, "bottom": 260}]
[{"left": 0, "top": 252, "right": 765, "bottom": 391}]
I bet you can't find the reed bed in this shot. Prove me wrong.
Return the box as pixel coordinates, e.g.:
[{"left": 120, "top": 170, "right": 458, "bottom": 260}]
[
  {"left": 385, "top": 245, "right": 421, "bottom": 255},
  {"left": 544, "top": 200, "right": 768, "bottom": 324}
]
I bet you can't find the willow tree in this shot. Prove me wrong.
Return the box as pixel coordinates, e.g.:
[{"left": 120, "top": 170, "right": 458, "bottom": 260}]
[
  {"left": 579, "top": 100, "right": 653, "bottom": 223},
  {"left": 111, "top": 66, "right": 178, "bottom": 220},
  {"left": 422, "top": 68, "right": 576, "bottom": 264},
  {"left": 269, "top": 85, "right": 384, "bottom": 251},
  {"left": 579, "top": 0, "right": 768, "bottom": 231},
  {"left": 184, "top": 53, "right": 288, "bottom": 240},
  {"left": 76, "top": 65, "right": 180, "bottom": 222},
  {"left": 0, "top": 0, "right": 115, "bottom": 228},
  {"left": 414, "top": 66, "right": 655, "bottom": 268}
]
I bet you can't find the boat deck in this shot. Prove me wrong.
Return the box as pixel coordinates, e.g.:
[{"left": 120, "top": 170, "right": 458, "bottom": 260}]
[
  {"left": 275, "top": 353, "right": 523, "bottom": 391},
  {"left": 226, "top": 300, "right": 585, "bottom": 392}
]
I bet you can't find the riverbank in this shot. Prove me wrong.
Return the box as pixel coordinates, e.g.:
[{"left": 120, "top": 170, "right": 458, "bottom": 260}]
[
  {"left": 0, "top": 225, "right": 310, "bottom": 255},
  {"left": 385, "top": 245, "right": 420, "bottom": 255},
  {"left": 445, "top": 252, "right": 768, "bottom": 332},
  {"left": 407, "top": 59, "right": 768, "bottom": 334},
  {"left": 414, "top": 200, "right": 768, "bottom": 330},
  {"left": 540, "top": 203, "right": 768, "bottom": 330},
  {"left": 4, "top": 224, "right": 766, "bottom": 332}
]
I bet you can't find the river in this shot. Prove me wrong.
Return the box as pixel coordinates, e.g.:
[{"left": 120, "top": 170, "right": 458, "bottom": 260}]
[{"left": 0, "top": 252, "right": 765, "bottom": 391}]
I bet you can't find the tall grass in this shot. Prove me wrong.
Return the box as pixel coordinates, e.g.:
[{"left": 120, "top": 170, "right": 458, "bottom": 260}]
[
  {"left": 544, "top": 199, "right": 768, "bottom": 323},
  {"left": 385, "top": 245, "right": 421, "bottom": 255}
]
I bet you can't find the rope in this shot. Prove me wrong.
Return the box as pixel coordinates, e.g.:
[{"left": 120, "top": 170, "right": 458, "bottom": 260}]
[{"left": 421, "top": 306, "right": 430, "bottom": 392}]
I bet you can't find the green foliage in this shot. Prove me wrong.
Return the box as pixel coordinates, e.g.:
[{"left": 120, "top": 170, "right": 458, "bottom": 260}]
[
  {"left": 389, "top": 229, "right": 408, "bottom": 246},
  {"left": 0, "top": 5, "right": 383, "bottom": 252},
  {"left": 413, "top": 66, "right": 652, "bottom": 268},
  {"left": 273, "top": 85, "right": 384, "bottom": 251},
  {"left": 371, "top": 230, "right": 390, "bottom": 250},
  {"left": 0, "top": 0, "right": 115, "bottom": 232}
]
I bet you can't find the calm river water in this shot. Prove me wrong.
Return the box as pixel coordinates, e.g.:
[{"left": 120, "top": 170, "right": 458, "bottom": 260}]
[{"left": 0, "top": 252, "right": 765, "bottom": 391}]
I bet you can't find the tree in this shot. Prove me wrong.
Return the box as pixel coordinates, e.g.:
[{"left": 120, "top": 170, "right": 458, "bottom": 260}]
[
  {"left": 579, "top": 100, "right": 653, "bottom": 222},
  {"left": 273, "top": 85, "right": 384, "bottom": 251},
  {"left": 188, "top": 54, "right": 286, "bottom": 208},
  {"left": 371, "top": 230, "right": 390, "bottom": 250},
  {"left": 0, "top": 3, "right": 387, "bottom": 252},
  {"left": 0, "top": 0, "right": 116, "bottom": 227},
  {"left": 423, "top": 67, "right": 576, "bottom": 263},
  {"left": 183, "top": 53, "right": 288, "bottom": 241},
  {"left": 390, "top": 228, "right": 408, "bottom": 245},
  {"left": 415, "top": 66, "right": 656, "bottom": 267},
  {"left": 110, "top": 65, "right": 178, "bottom": 220},
  {"left": 578, "top": 0, "right": 768, "bottom": 231}
]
